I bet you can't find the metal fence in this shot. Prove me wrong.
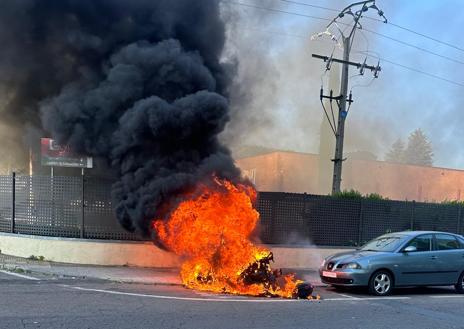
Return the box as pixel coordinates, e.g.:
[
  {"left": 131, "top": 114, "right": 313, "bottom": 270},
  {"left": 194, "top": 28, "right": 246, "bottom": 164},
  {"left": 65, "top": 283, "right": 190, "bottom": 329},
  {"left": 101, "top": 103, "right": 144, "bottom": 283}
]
[
  {"left": 0, "top": 174, "right": 463, "bottom": 245},
  {"left": 0, "top": 174, "right": 140, "bottom": 240},
  {"left": 257, "top": 192, "right": 464, "bottom": 246}
]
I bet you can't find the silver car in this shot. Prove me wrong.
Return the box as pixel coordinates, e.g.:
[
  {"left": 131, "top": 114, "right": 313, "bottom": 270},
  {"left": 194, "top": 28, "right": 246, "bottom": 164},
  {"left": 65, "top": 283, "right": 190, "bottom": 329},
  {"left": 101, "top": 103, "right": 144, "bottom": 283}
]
[{"left": 319, "top": 231, "right": 464, "bottom": 296}]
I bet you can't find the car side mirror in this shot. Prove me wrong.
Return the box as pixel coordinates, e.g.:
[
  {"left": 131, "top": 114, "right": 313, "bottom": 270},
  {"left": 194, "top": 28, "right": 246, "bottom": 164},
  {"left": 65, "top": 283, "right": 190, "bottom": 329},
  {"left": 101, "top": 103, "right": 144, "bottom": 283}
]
[{"left": 403, "top": 246, "right": 417, "bottom": 253}]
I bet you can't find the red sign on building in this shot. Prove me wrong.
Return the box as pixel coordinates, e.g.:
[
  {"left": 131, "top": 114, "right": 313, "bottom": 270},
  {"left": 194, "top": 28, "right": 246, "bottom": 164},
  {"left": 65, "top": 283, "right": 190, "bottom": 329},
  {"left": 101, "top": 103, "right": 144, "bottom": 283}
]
[{"left": 41, "top": 138, "right": 93, "bottom": 168}]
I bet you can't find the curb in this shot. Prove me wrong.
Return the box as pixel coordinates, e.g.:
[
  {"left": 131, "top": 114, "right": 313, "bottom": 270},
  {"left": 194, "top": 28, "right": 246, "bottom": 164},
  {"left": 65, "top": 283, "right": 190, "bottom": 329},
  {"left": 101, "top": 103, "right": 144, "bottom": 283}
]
[
  {"left": 0, "top": 263, "right": 327, "bottom": 287},
  {"left": 0, "top": 254, "right": 326, "bottom": 288},
  {"left": 0, "top": 263, "right": 184, "bottom": 286}
]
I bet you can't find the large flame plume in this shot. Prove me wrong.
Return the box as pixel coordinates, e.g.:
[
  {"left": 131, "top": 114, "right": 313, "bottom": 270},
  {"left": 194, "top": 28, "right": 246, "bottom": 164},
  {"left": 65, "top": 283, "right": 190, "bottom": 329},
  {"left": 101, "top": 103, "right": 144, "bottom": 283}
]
[{"left": 153, "top": 177, "right": 306, "bottom": 298}]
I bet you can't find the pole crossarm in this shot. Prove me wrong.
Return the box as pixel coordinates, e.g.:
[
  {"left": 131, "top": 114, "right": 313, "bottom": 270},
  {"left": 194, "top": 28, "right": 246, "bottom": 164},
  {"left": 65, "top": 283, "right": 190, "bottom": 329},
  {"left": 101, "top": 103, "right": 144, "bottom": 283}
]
[{"left": 312, "top": 54, "right": 381, "bottom": 75}]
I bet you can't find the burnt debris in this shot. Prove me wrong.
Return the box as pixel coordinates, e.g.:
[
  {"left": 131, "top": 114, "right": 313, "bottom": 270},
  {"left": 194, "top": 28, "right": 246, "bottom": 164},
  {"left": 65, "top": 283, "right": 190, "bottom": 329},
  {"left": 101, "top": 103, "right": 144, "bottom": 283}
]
[
  {"left": 239, "top": 252, "right": 315, "bottom": 299},
  {"left": 239, "top": 252, "right": 281, "bottom": 290}
]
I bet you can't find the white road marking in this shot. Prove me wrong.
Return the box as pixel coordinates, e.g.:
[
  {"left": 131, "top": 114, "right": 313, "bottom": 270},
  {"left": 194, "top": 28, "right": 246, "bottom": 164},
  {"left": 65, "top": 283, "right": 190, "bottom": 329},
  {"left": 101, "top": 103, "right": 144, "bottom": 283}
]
[
  {"left": 0, "top": 270, "right": 40, "bottom": 281},
  {"left": 324, "top": 296, "right": 410, "bottom": 301},
  {"left": 64, "top": 285, "right": 415, "bottom": 302},
  {"left": 61, "top": 285, "right": 302, "bottom": 303},
  {"left": 338, "top": 293, "right": 360, "bottom": 299},
  {"left": 348, "top": 296, "right": 411, "bottom": 300},
  {"left": 430, "top": 295, "right": 464, "bottom": 298},
  {"left": 60, "top": 284, "right": 463, "bottom": 303},
  {"left": 324, "top": 298, "right": 361, "bottom": 301}
]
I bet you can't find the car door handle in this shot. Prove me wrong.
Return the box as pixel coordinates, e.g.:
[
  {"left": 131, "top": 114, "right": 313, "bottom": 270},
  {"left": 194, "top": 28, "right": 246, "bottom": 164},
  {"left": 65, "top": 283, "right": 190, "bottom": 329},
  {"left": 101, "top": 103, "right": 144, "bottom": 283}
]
[{"left": 430, "top": 256, "right": 437, "bottom": 260}]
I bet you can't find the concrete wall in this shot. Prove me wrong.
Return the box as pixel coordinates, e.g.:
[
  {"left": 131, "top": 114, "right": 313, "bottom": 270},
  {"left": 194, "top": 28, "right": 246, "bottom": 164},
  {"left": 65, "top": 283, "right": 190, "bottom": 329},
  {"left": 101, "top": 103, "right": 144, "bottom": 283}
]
[
  {"left": 270, "top": 246, "right": 351, "bottom": 269},
  {"left": 0, "top": 232, "right": 181, "bottom": 267},
  {"left": 0, "top": 232, "right": 352, "bottom": 269}
]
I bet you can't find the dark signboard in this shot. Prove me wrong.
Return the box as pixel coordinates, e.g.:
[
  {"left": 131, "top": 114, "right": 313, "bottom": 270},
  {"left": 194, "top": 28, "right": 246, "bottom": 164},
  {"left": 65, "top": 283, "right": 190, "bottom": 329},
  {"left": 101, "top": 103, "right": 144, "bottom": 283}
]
[{"left": 41, "top": 138, "right": 93, "bottom": 168}]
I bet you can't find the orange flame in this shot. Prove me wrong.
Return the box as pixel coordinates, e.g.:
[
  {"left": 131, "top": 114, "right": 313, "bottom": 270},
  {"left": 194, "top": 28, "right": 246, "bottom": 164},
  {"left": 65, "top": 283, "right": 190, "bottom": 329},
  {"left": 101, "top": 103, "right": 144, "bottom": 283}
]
[{"left": 153, "top": 177, "right": 304, "bottom": 298}]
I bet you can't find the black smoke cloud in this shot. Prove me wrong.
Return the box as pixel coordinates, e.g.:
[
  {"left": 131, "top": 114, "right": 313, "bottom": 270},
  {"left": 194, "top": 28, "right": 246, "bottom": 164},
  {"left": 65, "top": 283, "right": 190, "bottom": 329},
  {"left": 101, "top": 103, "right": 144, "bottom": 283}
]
[{"left": 1, "top": 0, "right": 242, "bottom": 236}]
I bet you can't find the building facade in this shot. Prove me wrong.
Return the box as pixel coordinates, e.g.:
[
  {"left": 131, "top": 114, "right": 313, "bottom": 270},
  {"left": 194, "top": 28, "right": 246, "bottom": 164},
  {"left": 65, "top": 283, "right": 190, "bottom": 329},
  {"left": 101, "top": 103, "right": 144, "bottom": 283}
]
[{"left": 236, "top": 151, "right": 464, "bottom": 202}]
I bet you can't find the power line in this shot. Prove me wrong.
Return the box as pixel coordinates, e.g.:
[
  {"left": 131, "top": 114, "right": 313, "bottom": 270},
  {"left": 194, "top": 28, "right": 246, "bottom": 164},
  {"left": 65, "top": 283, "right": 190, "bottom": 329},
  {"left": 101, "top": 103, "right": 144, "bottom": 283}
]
[
  {"left": 273, "top": 0, "right": 464, "bottom": 53},
  {"left": 363, "top": 29, "right": 464, "bottom": 66},
  {"left": 358, "top": 52, "right": 464, "bottom": 87},
  {"left": 277, "top": 0, "right": 339, "bottom": 13},
  {"left": 238, "top": 25, "right": 464, "bottom": 88},
  {"left": 363, "top": 16, "right": 464, "bottom": 53},
  {"left": 227, "top": 1, "right": 331, "bottom": 22},
  {"left": 230, "top": 1, "right": 464, "bottom": 66},
  {"left": 239, "top": 26, "right": 308, "bottom": 39}
]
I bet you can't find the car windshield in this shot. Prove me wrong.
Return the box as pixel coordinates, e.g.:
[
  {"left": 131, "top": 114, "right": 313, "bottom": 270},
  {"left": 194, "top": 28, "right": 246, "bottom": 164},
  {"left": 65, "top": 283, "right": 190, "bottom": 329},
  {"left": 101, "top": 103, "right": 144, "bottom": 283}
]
[{"left": 360, "top": 236, "right": 404, "bottom": 252}]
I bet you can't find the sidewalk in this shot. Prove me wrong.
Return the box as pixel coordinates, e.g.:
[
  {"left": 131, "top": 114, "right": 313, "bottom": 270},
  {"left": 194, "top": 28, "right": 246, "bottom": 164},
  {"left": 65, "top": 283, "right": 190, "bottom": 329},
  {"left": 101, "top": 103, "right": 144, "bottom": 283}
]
[{"left": 0, "top": 253, "right": 324, "bottom": 287}]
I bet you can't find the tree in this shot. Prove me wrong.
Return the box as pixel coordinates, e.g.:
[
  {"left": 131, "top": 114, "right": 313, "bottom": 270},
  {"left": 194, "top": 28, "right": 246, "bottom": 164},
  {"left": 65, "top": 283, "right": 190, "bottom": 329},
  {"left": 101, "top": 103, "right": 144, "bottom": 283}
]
[
  {"left": 403, "top": 129, "right": 433, "bottom": 166},
  {"left": 385, "top": 138, "right": 405, "bottom": 163}
]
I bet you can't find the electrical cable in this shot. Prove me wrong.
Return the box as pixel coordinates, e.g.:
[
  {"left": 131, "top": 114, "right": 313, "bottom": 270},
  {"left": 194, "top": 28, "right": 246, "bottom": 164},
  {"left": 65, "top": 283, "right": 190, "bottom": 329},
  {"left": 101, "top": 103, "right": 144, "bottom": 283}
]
[
  {"left": 229, "top": 2, "right": 464, "bottom": 88},
  {"left": 356, "top": 50, "right": 464, "bottom": 87},
  {"left": 363, "top": 29, "right": 464, "bottom": 66},
  {"left": 329, "top": 96, "right": 337, "bottom": 131},
  {"left": 277, "top": 0, "right": 339, "bottom": 13},
  {"left": 273, "top": 0, "right": 464, "bottom": 53},
  {"left": 228, "top": 1, "right": 332, "bottom": 22},
  {"left": 320, "top": 98, "right": 337, "bottom": 136},
  {"left": 229, "top": 1, "right": 464, "bottom": 66},
  {"left": 240, "top": 25, "right": 464, "bottom": 88},
  {"left": 362, "top": 15, "right": 464, "bottom": 53},
  {"left": 351, "top": 76, "right": 376, "bottom": 91}
]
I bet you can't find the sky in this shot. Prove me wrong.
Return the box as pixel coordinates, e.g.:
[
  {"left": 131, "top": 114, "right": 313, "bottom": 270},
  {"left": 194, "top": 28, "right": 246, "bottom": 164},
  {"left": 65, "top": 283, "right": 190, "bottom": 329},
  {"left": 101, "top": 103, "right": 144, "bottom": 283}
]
[{"left": 223, "top": 0, "right": 464, "bottom": 169}]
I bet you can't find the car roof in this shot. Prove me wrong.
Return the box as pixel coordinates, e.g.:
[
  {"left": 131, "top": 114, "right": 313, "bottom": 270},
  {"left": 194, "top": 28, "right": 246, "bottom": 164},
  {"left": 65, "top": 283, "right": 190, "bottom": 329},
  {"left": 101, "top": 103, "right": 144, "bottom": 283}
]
[{"left": 382, "top": 231, "right": 463, "bottom": 238}]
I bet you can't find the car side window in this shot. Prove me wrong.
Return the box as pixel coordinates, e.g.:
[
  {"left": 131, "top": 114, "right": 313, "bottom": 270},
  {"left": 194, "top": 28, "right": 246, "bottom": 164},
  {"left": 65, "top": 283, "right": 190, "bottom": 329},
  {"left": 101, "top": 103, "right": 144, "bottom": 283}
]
[
  {"left": 435, "top": 234, "right": 461, "bottom": 250},
  {"left": 405, "top": 234, "right": 432, "bottom": 252}
]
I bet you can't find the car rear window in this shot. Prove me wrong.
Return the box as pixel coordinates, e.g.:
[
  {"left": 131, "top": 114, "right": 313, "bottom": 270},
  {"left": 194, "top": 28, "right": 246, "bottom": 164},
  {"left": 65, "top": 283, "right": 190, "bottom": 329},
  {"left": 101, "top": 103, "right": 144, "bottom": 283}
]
[{"left": 435, "top": 234, "right": 461, "bottom": 250}]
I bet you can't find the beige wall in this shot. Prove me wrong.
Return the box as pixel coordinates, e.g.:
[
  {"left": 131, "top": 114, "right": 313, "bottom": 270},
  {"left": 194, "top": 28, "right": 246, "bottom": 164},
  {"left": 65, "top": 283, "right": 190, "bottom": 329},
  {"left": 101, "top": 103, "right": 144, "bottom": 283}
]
[
  {"left": 344, "top": 159, "right": 464, "bottom": 202},
  {"left": 237, "top": 151, "right": 464, "bottom": 201},
  {"left": 237, "top": 151, "right": 320, "bottom": 193}
]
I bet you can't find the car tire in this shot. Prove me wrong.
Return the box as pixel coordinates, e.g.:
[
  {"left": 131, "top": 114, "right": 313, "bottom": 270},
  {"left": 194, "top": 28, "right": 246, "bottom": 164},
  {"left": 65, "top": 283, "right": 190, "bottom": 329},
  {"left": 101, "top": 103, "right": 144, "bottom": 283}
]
[
  {"left": 368, "top": 270, "right": 394, "bottom": 296},
  {"left": 455, "top": 272, "right": 464, "bottom": 294}
]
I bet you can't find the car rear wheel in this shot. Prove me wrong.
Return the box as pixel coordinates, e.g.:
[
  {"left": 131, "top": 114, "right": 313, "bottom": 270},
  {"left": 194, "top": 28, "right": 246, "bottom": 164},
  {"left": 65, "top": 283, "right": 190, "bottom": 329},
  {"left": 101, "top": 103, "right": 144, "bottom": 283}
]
[
  {"left": 455, "top": 272, "right": 464, "bottom": 294},
  {"left": 369, "top": 271, "right": 394, "bottom": 296}
]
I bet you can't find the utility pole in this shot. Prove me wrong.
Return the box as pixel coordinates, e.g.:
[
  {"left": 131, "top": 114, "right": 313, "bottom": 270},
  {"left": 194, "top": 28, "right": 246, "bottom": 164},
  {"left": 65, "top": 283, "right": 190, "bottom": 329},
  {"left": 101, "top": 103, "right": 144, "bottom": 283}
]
[
  {"left": 312, "top": 0, "right": 386, "bottom": 194},
  {"left": 332, "top": 36, "right": 350, "bottom": 194}
]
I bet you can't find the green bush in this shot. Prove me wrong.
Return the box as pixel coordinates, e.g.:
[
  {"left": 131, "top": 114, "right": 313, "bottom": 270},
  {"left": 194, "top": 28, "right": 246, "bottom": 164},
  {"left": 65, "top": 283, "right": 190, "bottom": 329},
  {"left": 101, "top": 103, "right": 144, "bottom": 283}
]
[
  {"left": 332, "top": 189, "right": 389, "bottom": 200},
  {"left": 332, "top": 189, "right": 363, "bottom": 199},
  {"left": 365, "top": 193, "right": 389, "bottom": 201},
  {"left": 441, "top": 199, "right": 464, "bottom": 206}
]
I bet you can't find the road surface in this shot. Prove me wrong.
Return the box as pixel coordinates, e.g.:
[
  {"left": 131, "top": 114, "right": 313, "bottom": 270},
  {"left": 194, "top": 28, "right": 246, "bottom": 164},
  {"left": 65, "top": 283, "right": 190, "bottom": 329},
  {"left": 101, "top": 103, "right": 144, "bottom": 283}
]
[{"left": 0, "top": 270, "right": 463, "bottom": 329}]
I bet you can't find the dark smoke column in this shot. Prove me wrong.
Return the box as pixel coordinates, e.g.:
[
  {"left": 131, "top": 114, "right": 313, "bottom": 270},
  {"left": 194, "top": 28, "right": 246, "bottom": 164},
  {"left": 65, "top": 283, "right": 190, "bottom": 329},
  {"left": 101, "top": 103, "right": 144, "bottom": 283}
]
[{"left": 0, "top": 0, "right": 241, "bottom": 237}]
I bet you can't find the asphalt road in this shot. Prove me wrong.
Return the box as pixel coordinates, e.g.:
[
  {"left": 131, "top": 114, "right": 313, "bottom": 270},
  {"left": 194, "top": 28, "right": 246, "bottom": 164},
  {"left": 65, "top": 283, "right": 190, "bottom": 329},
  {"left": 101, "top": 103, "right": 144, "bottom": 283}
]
[{"left": 1, "top": 270, "right": 464, "bottom": 329}]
